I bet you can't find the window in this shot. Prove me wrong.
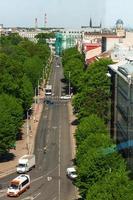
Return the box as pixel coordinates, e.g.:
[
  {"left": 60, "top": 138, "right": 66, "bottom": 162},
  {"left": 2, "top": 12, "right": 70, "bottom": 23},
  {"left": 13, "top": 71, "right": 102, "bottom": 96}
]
[
  {"left": 117, "top": 90, "right": 128, "bottom": 117},
  {"left": 21, "top": 178, "right": 29, "bottom": 187},
  {"left": 118, "top": 75, "right": 128, "bottom": 96}
]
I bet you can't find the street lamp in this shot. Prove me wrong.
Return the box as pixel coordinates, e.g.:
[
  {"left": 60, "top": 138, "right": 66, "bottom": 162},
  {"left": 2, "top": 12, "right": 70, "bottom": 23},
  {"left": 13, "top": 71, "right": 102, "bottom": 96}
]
[
  {"left": 26, "top": 107, "right": 32, "bottom": 154},
  {"left": 69, "top": 71, "right": 71, "bottom": 96},
  {"left": 45, "top": 64, "right": 48, "bottom": 80}
]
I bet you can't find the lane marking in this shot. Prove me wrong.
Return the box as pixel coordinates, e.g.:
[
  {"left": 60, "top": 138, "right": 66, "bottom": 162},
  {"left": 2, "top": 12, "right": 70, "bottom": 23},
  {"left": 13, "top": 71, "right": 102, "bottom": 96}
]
[
  {"left": 47, "top": 176, "right": 52, "bottom": 181},
  {"left": 33, "top": 192, "right": 41, "bottom": 199},
  {"left": 31, "top": 176, "right": 43, "bottom": 183},
  {"left": 52, "top": 197, "right": 57, "bottom": 200}
]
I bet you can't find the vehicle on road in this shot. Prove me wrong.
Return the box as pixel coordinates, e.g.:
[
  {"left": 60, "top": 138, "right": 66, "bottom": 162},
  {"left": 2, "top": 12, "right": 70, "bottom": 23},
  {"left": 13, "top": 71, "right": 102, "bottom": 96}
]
[
  {"left": 44, "top": 99, "right": 54, "bottom": 105},
  {"left": 7, "top": 174, "right": 30, "bottom": 197},
  {"left": 43, "top": 146, "right": 47, "bottom": 153},
  {"left": 45, "top": 84, "right": 52, "bottom": 96},
  {"left": 17, "top": 154, "right": 35, "bottom": 173},
  {"left": 60, "top": 95, "right": 71, "bottom": 100},
  {"left": 66, "top": 167, "right": 77, "bottom": 180}
]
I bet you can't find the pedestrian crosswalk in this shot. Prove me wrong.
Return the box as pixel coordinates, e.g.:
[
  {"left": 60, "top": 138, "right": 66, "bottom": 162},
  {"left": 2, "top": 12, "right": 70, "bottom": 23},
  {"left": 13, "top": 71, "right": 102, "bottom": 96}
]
[{"left": 45, "top": 95, "right": 71, "bottom": 101}]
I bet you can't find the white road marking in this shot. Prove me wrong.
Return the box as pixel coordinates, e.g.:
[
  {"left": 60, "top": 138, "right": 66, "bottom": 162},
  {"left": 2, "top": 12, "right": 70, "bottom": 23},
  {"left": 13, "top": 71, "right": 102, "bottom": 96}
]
[
  {"left": 52, "top": 126, "right": 57, "bottom": 129},
  {"left": 21, "top": 197, "right": 32, "bottom": 200},
  {"left": 31, "top": 175, "right": 43, "bottom": 183},
  {"left": 52, "top": 197, "right": 57, "bottom": 200},
  {"left": 33, "top": 192, "right": 41, "bottom": 199},
  {"left": 47, "top": 176, "right": 52, "bottom": 181}
]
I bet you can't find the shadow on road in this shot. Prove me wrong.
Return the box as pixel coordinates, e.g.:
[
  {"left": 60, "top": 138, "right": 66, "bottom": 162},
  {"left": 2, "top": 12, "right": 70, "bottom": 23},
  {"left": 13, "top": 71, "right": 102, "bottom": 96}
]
[{"left": 71, "top": 119, "right": 79, "bottom": 126}]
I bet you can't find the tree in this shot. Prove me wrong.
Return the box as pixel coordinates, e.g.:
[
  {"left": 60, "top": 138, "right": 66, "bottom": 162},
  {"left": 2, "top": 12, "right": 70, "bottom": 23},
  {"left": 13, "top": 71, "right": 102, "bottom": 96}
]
[
  {"left": 0, "top": 94, "right": 23, "bottom": 154},
  {"left": 19, "top": 75, "right": 34, "bottom": 111},
  {"left": 76, "top": 149, "right": 126, "bottom": 199},
  {"left": 76, "top": 132, "right": 112, "bottom": 165},
  {"left": 35, "top": 32, "right": 55, "bottom": 44},
  {"left": 86, "top": 171, "right": 133, "bottom": 200},
  {"left": 75, "top": 114, "right": 107, "bottom": 145},
  {"left": 23, "top": 56, "right": 43, "bottom": 88},
  {"left": 72, "top": 58, "right": 112, "bottom": 121},
  {"left": 0, "top": 33, "right": 23, "bottom": 46}
]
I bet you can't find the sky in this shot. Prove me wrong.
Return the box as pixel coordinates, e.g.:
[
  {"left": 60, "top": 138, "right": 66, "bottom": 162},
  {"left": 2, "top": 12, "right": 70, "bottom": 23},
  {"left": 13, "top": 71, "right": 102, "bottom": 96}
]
[{"left": 0, "top": 0, "right": 133, "bottom": 28}]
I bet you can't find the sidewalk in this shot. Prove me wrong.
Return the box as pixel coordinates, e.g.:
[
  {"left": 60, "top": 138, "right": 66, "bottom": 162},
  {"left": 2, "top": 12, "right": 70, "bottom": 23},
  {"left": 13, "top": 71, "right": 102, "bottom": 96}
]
[
  {"left": 68, "top": 101, "right": 77, "bottom": 160},
  {"left": 0, "top": 86, "right": 45, "bottom": 178}
]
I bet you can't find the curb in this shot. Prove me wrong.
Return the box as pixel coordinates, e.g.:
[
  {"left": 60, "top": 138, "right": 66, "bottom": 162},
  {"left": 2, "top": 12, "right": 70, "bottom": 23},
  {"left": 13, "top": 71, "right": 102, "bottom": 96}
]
[
  {"left": 0, "top": 87, "right": 45, "bottom": 179},
  {"left": 0, "top": 168, "right": 16, "bottom": 179}
]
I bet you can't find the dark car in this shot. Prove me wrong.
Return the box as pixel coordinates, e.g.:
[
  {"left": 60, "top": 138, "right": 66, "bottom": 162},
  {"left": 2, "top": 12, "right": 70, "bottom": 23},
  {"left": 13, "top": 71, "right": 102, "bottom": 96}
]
[{"left": 44, "top": 99, "right": 54, "bottom": 105}]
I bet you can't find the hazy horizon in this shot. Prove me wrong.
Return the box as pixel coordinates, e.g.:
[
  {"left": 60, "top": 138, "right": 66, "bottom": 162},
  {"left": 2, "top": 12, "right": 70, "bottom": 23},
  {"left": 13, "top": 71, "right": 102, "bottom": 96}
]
[{"left": 0, "top": 0, "right": 133, "bottom": 28}]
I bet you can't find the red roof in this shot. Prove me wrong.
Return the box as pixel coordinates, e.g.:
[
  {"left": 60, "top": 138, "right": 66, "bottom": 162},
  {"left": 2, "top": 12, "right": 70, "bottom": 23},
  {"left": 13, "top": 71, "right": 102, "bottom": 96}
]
[{"left": 83, "top": 43, "right": 101, "bottom": 52}]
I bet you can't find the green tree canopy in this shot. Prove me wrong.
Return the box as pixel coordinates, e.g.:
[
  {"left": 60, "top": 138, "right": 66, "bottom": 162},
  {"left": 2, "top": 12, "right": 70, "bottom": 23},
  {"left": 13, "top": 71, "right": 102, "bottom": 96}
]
[
  {"left": 86, "top": 171, "right": 133, "bottom": 200},
  {"left": 35, "top": 32, "right": 55, "bottom": 44},
  {"left": 0, "top": 94, "right": 23, "bottom": 154},
  {"left": 75, "top": 114, "right": 107, "bottom": 145}
]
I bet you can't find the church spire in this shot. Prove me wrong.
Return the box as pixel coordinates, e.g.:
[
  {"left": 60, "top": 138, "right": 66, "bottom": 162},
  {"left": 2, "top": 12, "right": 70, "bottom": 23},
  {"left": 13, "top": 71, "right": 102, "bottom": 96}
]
[
  {"left": 100, "top": 21, "right": 102, "bottom": 28},
  {"left": 90, "top": 18, "right": 92, "bottom": 28}
]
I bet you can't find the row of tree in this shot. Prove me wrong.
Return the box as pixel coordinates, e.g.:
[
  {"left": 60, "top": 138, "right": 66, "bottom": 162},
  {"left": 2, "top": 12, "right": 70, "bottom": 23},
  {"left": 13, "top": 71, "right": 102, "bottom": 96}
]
[
  {"left": 0, "top": 33, "right": 50, "bottom": 155},
  {"left": 62, "top": 48, "right": 133, "bottom": 199}
]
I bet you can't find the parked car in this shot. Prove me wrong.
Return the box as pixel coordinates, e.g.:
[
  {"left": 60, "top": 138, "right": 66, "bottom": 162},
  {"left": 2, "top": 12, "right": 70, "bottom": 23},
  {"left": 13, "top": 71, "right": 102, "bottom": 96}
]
[
  {"left": 66, "top": 167, "right": 77, "bottom": 180},
  {"left": 60, "top": 95, "right": 71, "bottom": 100}
]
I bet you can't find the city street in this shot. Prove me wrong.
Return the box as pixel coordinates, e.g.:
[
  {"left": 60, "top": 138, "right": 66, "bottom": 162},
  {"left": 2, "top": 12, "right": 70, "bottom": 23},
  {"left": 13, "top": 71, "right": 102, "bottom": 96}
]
[{"left": 0, "top": 56, "right": 77, "bottom": 200}]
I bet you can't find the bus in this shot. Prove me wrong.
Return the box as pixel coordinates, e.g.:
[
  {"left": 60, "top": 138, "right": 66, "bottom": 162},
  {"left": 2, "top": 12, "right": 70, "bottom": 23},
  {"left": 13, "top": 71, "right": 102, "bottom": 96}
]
[{"left": 45, "top": 84, "right": 52, "bottom": 96}]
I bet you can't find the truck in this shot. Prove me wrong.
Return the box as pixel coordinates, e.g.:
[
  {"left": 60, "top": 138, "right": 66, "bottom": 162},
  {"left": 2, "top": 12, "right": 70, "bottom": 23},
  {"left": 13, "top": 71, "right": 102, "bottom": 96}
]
[{"left": 17, "top": 154, "right": 35, "bottom": 173}]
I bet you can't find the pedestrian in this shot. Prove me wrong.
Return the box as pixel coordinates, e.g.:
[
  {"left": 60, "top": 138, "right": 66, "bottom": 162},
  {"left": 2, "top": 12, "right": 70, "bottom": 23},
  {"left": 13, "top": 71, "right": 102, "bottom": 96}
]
[{"left": 43, "top": 146, "right": 47, "bottom": 153}]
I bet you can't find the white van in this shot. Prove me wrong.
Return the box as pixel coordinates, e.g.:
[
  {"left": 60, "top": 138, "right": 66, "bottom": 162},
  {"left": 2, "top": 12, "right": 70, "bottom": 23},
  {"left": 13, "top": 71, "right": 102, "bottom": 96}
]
[{"left": 7, "top": 174, "right": 30, "bottom": 197}]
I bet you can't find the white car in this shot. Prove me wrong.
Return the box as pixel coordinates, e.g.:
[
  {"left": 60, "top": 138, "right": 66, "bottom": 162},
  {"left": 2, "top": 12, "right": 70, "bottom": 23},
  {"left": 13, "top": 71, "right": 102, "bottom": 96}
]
[
  {"left": 66, "top": 167, "right": 77, "bottom": 180},
  {"left": 60, "top": 95, "right": 71, "bottom": 100}
]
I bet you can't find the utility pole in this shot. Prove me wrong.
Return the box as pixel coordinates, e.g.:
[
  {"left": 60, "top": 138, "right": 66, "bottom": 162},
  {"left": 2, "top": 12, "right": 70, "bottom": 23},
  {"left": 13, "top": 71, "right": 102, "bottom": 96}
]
[
  {"left": 38, "top": 80, "right": 39, "bottom": 104},
  {"left": 26, "top": 107, "right": 32, "bottom": 154}
]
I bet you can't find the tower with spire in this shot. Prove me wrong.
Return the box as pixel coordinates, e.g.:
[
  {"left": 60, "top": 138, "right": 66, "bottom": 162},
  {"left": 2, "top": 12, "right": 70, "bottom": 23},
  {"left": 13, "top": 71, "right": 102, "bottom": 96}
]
[{"left": 89, "top": 18, "right": 92, "bottom": 28}]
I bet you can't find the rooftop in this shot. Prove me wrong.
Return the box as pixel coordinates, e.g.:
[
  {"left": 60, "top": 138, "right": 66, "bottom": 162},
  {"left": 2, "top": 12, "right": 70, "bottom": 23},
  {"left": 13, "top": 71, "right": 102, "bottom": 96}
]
[
  {"left": 109, "top": 61, "right": 133, "bottom": 82},
  {"left": 118, "top": 63, "right": 133, "bottom": 77}
]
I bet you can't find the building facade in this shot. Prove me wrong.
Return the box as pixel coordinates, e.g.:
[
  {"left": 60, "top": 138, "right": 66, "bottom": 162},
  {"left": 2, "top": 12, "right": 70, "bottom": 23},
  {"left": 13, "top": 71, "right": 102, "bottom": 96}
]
[{"left": 109, "top": 61, "right": 133, "bottom": 171}]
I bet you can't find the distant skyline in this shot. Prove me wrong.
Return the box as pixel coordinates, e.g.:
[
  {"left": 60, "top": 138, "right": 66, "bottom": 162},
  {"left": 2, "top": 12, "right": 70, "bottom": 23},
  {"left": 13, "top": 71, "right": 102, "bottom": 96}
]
[{"left": 0, "top": 0, "right": 133, "bottom": 28}]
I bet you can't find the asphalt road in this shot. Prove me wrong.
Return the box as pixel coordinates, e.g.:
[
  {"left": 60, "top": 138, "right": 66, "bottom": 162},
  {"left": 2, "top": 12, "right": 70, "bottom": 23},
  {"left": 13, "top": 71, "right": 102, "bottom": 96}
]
[{"left": 0, "top": 56, "right": 77, "bottom": 200}]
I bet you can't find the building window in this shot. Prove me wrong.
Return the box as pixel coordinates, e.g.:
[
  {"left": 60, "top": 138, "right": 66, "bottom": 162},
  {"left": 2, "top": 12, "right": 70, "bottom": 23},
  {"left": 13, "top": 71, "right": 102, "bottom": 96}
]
[
  {"left": 118, "top": 75, "right": 128, "bottom": 96},
  {"left": 130, "top": 86, "right": 133, "bottom": 103},
  {"left": 117, "top": 90, "right": 128, "bottom": 118}
]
